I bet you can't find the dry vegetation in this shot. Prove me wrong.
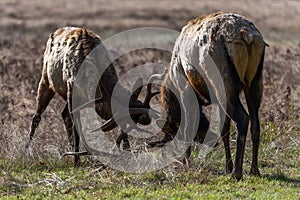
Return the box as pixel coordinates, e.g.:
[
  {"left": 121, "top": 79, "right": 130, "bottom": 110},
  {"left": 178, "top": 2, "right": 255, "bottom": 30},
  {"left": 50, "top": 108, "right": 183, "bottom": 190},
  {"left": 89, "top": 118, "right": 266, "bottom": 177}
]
[{"left": 0, "top": 0, "right": 299, "bottom": 198}]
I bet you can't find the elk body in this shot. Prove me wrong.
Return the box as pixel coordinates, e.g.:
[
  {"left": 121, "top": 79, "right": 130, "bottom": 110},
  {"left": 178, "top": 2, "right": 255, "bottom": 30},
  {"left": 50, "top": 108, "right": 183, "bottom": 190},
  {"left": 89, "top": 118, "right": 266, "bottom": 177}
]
[
  {"left": 29, "top": 27, "right": 153, "bottom": 166},
  {"left": 154, "top": 12, "right": 267, "bottom": 180}
]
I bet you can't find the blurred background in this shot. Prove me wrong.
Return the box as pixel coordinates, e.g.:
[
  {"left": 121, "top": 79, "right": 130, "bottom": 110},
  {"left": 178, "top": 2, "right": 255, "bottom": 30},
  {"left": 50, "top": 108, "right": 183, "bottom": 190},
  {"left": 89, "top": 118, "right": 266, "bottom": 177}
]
[{"left": 0, "top": 0, "right": 299, "bottom": 181}]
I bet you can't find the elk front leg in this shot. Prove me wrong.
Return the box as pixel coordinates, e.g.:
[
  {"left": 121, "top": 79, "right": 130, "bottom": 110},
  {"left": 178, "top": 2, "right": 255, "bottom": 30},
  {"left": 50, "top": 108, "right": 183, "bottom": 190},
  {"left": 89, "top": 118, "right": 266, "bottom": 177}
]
[
  {"left": 67, "top": 81, "right": 80, "bottom": 167},
  {"left": 29, "top": 79, "right": 55, "bottom": 144},
  {"left": 116, "top": 130, "right": 130, "bottom": 150},
  {"left": 185, "top": 109, "right": 210, "bottom": 161},
  {"left": 220, "top": 113, "right": 233, "bottom": 173}
]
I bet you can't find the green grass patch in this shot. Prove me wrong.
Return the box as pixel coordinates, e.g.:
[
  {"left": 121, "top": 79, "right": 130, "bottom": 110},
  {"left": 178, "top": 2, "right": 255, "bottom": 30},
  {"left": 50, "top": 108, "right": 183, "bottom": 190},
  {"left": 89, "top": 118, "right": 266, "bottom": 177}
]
[
  {"left": 1, "top": 119, "right": 299, "bottom": 199},
  {"left": 1, "top": 137, "right": 299, "bottom": 199},
  {"left": 1, "top": 162, "right": 299, "bottom": 199}
]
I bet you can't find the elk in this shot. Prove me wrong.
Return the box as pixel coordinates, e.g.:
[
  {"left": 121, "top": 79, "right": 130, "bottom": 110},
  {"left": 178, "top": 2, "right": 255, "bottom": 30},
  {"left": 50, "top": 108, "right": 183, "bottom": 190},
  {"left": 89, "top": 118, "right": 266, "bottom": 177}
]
[
  {"left": 28, "top": 27, "right": 156, "bottom": 166},
  {"left": 148, "top": 12, "right": 267, "bottom": 180}
]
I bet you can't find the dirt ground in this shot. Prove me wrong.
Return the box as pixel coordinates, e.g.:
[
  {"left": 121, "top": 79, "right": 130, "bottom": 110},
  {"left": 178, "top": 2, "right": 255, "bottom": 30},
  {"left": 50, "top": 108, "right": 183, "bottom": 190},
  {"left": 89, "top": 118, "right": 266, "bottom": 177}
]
[{"left": 0, "top": 0, "right": 299, "bottom": 162}]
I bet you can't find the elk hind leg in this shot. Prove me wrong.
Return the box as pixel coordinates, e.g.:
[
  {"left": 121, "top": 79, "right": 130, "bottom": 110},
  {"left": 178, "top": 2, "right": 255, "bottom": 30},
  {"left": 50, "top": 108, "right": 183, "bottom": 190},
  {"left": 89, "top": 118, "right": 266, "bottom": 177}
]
[
  {"left": 244, "top": 83, "right": 262, "bottom": 176},
  {"left": 61, "top": 104, "right": 74, "bottom": 151},
  {"left": 226, "top": 94, "right": 249, "bottom": 181}
]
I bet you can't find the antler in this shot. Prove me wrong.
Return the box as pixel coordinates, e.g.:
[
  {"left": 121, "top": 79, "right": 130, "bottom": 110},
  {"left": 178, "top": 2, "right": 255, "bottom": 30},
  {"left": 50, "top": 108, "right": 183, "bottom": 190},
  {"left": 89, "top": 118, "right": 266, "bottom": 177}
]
[
  {"left": 73, "top": 70, "right": 166, "bottom": 135},
  {"left": 143, "top": 67, "right": 168, "bottom": 108},
  {"left": 143, "top": 83, "right": 160, "bottom": 108},
  {"left": 90, "top": 106, "right": 160, "bottom": 133},
  {"left": 130, "top": 77, "right": 143, "bottom": 103},
  {"left": 72, "top": 97, "right": 103, "bottom": 113}
]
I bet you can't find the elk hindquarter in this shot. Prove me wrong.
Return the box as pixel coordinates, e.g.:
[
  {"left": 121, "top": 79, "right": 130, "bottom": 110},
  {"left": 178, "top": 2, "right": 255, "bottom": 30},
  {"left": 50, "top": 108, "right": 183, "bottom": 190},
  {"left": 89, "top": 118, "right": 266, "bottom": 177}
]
[{"left": 159, "top": 12, "right": 266, "bottom": 180}]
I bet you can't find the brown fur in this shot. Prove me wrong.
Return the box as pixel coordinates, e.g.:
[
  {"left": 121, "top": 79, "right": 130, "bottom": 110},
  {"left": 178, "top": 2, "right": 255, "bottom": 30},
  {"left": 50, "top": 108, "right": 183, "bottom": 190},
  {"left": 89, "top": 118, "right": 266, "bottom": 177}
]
[
  {"left": 29, "top": 27, "right": 149, "bottom": 166},
  {"left": 188, "top": 12, "right": 222, "bottom": 25},
  {"left": 159, "top": 13, "right": 267, "bottom": 180}
]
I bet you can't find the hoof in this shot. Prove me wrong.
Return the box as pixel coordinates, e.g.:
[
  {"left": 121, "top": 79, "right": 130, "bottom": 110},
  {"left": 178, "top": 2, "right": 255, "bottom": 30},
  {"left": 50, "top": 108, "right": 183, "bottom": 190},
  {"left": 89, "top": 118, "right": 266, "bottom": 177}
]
[
  {"left": 122, "top": 140, "right": 130, "bottom": 151},
  {"left": 74, "top": 156, "right": 80, "bottom": 168},
  {"left": 232, "top": 169, "right": 243, "bottom": 181},
  {"left": 226, "top": 161, "right": 233, "bottom": 174}
]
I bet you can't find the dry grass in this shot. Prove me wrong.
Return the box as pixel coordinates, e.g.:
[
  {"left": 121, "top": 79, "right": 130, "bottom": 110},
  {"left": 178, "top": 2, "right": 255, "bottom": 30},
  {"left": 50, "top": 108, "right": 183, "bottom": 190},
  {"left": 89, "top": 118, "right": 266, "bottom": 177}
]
[{"left": 0, "top": 0, "right": 299, "bottom": 198}]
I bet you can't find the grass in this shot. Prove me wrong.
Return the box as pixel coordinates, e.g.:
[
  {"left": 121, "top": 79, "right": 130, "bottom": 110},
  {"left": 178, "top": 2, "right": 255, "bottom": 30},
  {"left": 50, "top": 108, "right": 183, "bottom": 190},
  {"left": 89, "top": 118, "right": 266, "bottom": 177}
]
[
  {"left": 1, "top": 25, "right": 299, "bottom": 199},
  {"left": 1, "top": 119, "right": 299, "bottom": 199},
  {"left": 1, "top": 161, "right": 299, "bottom": 199}
]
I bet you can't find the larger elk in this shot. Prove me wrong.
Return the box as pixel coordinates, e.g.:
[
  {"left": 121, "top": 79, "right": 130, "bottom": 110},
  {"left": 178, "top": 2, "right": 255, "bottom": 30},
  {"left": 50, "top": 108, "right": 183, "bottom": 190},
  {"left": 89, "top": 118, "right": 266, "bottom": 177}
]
[
  {"left": 28, "top": 27, "right": 156, "bottom": 166},
  {"left": 148, "top": 12, "right": 267, "bottom": 181}
]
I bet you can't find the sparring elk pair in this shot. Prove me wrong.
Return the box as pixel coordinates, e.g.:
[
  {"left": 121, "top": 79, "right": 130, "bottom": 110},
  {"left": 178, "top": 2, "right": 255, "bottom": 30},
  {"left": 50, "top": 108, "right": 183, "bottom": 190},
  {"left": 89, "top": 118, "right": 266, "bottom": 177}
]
[{"left": 29, "top": 12, "right": 267, "bottom": 180}]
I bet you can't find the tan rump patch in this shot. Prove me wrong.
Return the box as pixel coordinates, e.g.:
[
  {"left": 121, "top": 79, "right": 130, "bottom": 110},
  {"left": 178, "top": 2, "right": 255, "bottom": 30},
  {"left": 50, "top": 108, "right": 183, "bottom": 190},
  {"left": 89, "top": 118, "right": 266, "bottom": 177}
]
[
  {"left": 226, "top": 34, "right": 264, "bottom": 86},
  {"left": 225, "top": 41, "right": 249, "bottom": 83},
  {"left": 245, "top": 38, "right": 264, "bottom": 86}
]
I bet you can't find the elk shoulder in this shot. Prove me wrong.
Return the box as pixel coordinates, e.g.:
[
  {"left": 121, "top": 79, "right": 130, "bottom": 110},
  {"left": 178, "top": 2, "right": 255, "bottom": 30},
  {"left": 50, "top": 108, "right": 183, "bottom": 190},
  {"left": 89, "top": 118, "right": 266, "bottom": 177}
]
[{"left": 42, "top": 27, "right": 103, "bottom": 98}]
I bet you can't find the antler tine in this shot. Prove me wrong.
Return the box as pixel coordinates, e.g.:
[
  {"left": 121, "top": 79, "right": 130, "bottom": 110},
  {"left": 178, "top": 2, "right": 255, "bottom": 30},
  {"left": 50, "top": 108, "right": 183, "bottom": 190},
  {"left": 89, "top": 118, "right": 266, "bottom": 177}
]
[
  {"left": 131, "top": 77, "right": 143, "bottom": 103},
  {"left": 143, "top": 68, "right": 167, "bottom": 107},
  {"left": 143, "top": 83, "right": 160, "bottom": 107},
  {"left": 148, "top": 67, "right": 168, "bottom": 83},
  {"left": 90, "top": 117, "right": 118, "bottom": 133},
  {"left": 72, "top": 97, "right": 102, "bottom": 113}
]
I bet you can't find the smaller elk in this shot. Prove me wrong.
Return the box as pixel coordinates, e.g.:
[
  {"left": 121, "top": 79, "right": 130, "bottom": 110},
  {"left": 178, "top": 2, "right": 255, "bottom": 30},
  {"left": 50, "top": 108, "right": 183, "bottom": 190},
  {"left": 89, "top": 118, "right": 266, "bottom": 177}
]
[
  {"left": 148, "top": 12, "right": 267, "bottom": 180},
  {"left": 28, "top": 27, "right": 155, "bottom": 166}
]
